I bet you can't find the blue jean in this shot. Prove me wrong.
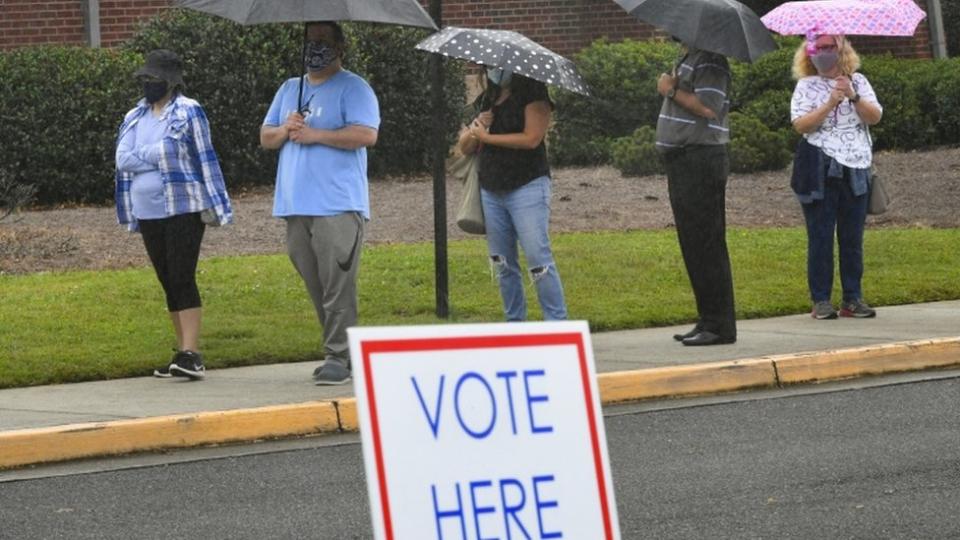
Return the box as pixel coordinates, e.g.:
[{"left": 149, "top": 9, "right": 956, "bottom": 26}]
[
  {"left": 800, "top": 174, "right": 869, "bottom": 303},
  {"left": 481, "top": 176, "right": 567, "bottom": 321}
]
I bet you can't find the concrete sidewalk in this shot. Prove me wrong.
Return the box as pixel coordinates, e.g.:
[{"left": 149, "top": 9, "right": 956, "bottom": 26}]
[{"left": 1, "top": 301, "right": 958, "bottom": 469}]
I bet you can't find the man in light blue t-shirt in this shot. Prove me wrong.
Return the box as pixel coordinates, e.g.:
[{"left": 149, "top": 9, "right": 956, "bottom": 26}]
[{"left": 260, "top": 21, "right": 380, "bottom": 386}]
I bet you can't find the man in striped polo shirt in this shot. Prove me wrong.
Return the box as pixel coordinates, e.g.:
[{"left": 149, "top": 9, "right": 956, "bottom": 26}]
[{"left": 655, "top": 40, "right": 737, "bottom": 347}]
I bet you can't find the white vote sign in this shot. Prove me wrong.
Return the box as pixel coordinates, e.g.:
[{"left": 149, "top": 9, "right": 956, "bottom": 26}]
[{"left": 348, "top": 321, "right": 620, "bottom": 540}]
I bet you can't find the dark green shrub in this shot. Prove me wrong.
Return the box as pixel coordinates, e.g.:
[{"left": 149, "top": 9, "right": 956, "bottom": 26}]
[
  {"left": 0, "top": 46, "right": 142, "bottom": 205},
  {"left": 860, "top": 55, "right": 933, "bottom": 149},
  {"left": 932, "top": 61, "right": 960, "bottom": 144},
  {"left": 610, "top": 126, "right": 664, "bottom": 177},
  {"left": 549, "top": 39, "right": 676, "bottom": 166},
  {"left": 348, "top": 25, "right": 466, "bottom": 177},
  {"left": 740, "top": 89, "right": 793, "bottom": 132},
  {"left": 729, "top": 112, "right": 792, "bottom": 173},
  {"left": 0, "top": 168, "right": 37, "bottom": 222},
  {"left": 127, "top": 9, "right": 466, "bottom": 183},
  {"left": 729, "top": 37, "right": 800, "bottom": 110},
  {"left": 739, "top": 88, "right": 801, "bottom": 150}
]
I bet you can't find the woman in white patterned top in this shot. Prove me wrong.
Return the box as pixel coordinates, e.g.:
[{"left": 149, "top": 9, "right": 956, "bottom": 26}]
[{"left": 790, "top": 34, "right": 882, "bottom": 320}]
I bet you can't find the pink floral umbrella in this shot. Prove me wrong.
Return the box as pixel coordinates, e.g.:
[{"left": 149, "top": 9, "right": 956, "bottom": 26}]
[{"left": 761, "top": 0, "right": 927, "bottom": 36}]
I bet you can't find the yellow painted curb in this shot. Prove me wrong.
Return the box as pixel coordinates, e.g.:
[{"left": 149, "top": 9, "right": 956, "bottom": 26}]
[
  {"left": 3, "top": 337, "right": 958, "bottom": 470},
  {"left": 598, "top": 358, "right": 777, "bottom": 403},
  {"left": 774, "top": 337, "right": 960, "bottom": 385},
  {"left": 0, "top": 401, "right": 340, "bottom": 470}
]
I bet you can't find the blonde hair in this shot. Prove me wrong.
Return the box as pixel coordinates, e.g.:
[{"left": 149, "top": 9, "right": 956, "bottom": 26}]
[{"left": 792, "top": 35, "right": 861, "bottom": 79}]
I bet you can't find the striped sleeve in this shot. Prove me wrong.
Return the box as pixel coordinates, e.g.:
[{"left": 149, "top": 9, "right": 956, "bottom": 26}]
[{"left": 691, "top": 57, "right": 730, "bottom": 116}]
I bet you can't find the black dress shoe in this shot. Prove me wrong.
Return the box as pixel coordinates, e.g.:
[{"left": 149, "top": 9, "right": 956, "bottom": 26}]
[
  {"left": 682, "top": 331, "right": 736, "bottom": 346},
  {"left": 672, "top": 327, "right": 701, "bottom": 342}
]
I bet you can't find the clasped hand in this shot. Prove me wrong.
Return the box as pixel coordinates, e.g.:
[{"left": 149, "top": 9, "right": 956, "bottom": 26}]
[
  {"left": 829, "top": 76, "right": 855, "bottom": 105},
  {"left": 285, "top": 112, "right": 314, "bottom": 144}
]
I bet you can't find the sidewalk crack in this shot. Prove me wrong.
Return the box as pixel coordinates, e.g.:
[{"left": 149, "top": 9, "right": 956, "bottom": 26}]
[{"left": 331, "top": 400, "right": 344, "bottom": 432}]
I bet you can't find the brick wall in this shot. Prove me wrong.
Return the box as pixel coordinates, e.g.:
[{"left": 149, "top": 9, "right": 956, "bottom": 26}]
[
  {"left": 0, "top": 0, "right": 85, "bottom": 48},
  {"left": 439, "top": 0, "right": 662, "bottom": 57},
  {"left": 850, "top": 20, "right": 933, "bottom": 59},
  {"left": 98, "top": 0, "right": 169, "bottom": 46},
  {"left": 0, "top": 0, "right": 935, "bottom": 59},
  {"left": 0, "top": 0, "right": 167, "bottom": 49}
]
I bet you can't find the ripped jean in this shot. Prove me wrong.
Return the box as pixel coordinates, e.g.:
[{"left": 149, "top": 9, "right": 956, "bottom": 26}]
[{"left": 481, "top": 175, "right": 567, "bottom": 321}]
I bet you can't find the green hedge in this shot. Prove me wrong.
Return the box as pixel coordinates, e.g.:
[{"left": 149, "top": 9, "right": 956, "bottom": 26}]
[
  {"left": 728, "top": 112, "right": 793, "bottom": 173},
  {"left": 610, "top": 126, "right": 663, "bottom": 177},
  {"left": 548, "top": 39, "right": 675, "bottom": 166},
  {"left": 0, "top": 10, "right": 464, "bottom": 206},
  {"left": 729, "top": 38, "right": 800, "bottom": 110},
  {"left": 0, "top": 47, "right": 142, "bottom": 204}
]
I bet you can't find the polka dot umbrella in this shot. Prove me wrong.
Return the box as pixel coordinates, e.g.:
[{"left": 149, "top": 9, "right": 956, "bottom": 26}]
[{"left": 415, "top": 26, "right": 592, "bottom": 96}]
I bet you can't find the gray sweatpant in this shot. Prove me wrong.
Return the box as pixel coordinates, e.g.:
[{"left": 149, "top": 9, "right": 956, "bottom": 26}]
[{"left": 285, "top": 213, "right": 365, "bottom": 368}]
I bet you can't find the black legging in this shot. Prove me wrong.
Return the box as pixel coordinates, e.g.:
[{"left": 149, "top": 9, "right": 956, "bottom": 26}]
[{"left": 139, "top": 212, "right": 205, "bottom": 312}]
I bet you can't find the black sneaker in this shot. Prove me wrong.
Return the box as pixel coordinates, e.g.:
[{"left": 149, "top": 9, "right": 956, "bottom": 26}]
[
  {"left": 169, "top": 350, "right": 206, "bottom": 380},
  {"left": 154, "top": 349, "right": 181, "bottom": 378},
  {"left": 314, "top": 362, "right": 351, "bottom": 386},
  {"left": 153, "top": 364, "right": 174, "bottom": 378}
]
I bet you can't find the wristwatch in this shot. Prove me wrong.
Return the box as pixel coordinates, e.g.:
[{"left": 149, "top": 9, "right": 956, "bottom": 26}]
[
  {"left": 666, "top": 87, "right": 677, "bottom": 99},
  {"left": 849, "top": 93, "right": 861, "bottom": 103}
]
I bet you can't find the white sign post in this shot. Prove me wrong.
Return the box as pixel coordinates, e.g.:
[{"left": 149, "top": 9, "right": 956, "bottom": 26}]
[{"left": 348, "top": 321, "right": 620, "bottom": 540}]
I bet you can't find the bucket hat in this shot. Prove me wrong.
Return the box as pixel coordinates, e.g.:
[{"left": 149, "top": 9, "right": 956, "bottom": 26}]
[{"left": 134, "top": 49, "right": 185, "bottom": 87}]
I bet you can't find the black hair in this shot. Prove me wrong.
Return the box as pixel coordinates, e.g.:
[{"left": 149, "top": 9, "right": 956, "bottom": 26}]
[
  {"left": 475, "top": 71, "right": 554, "bottom": 112},
  {"left": 306, "top": 21, "right": 346, "bottom": 47}
]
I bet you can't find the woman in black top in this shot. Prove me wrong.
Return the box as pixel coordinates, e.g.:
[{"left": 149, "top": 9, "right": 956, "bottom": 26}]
[{"left": 457, "top": 68, "right": 567, "bottom": 321}]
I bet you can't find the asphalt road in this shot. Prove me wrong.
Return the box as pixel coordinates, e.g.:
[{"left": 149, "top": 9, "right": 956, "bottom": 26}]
[{"left": 2, "top": 375, "right": 959, "bottom": 539}]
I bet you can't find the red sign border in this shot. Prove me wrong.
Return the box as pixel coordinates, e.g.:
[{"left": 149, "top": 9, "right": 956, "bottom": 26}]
[{"left": 359, "top": 332, "right": 614, "bottom": 540}]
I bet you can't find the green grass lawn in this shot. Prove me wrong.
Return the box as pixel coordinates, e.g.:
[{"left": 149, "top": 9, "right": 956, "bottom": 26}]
[{"left": 2, "top": 227, "right": 959, "bottom": 388}]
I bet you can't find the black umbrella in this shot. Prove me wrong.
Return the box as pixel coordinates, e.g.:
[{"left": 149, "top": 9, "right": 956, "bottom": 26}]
[
  {"left": 174, "top": 0, "right": 438, "bottom": 110},
  {"left": 415, "top": 26, "right": 591, "bottom": 96},
  {"left": 174, "top": 0, "right": 437, "bottom": 28},
  {"left": 614, "top": 0, "right": 776, "bottom": 62}
]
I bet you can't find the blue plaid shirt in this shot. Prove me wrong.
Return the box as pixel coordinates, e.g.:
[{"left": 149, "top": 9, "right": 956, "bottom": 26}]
[{"left": 115, "top": 94, "right": 233, "bottom": 231}]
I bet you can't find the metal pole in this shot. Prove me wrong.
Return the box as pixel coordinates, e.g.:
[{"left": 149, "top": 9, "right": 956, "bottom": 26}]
[
  {"left": 429, "top": 0, "right": 449, "bottom": 318},
  {"left": 81, "top": 0, "right": 101, "bottom": 48},
  {"left": 926, "top": 0, "right": 947, "bottom": 59}
]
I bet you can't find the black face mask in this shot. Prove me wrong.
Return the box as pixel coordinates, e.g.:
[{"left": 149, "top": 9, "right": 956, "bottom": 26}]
[
  {"left": 143, "top": 80, "right": 169, "bottom": 104},
  {"left": 304, "top": 41, "right": 338, "bottom": 73}
]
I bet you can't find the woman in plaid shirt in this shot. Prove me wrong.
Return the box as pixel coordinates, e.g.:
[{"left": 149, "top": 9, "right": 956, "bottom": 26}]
[{"left": 115, "top": 49, "right": 233, "bottom": 381}]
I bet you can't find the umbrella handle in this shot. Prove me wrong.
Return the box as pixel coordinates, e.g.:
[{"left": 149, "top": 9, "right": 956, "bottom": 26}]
[{"left": 298, "top": 75, "right": 307, "bottom": 114}]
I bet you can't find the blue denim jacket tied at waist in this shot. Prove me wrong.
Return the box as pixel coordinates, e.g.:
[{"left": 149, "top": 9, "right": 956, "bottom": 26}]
[{"left": 791, "top": 137, "right": 870, "bottom": 204}]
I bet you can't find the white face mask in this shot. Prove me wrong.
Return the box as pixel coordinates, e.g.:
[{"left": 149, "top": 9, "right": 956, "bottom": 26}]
[{"left": 486, "top": 67, "right": 512, "bottom": 87}]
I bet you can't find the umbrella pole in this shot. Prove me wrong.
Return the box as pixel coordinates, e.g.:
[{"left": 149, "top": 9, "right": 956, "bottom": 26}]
[
  {"left": 298, "top": 24, "right": 306, "bottom": 113},
  {"left": 429, "top": 0, "right": 449, "bottom": 319}
]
